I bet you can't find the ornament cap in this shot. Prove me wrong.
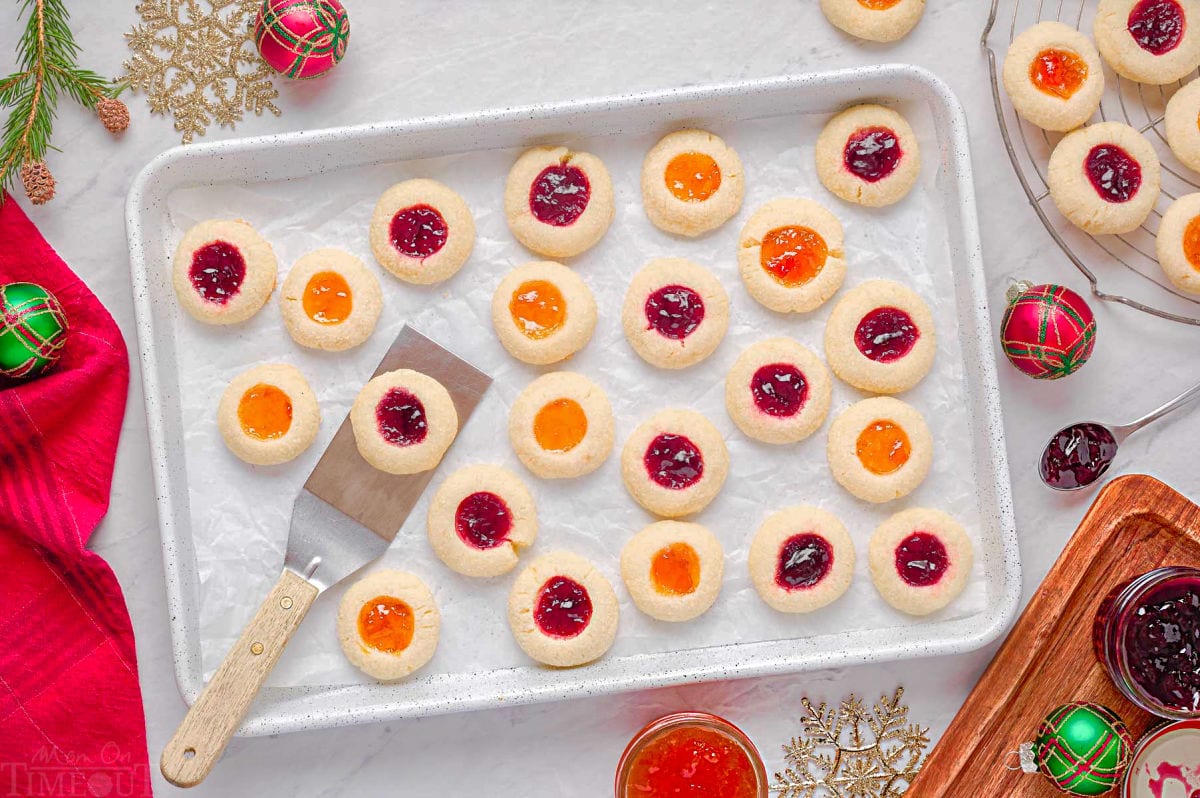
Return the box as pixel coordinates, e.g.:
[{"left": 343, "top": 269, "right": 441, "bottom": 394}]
[
  {"left": 1006, "top": 279, "right": 1035, "bottom": 305},
  {"left": 1018, "top": 742, "right": 1038, "bottom": 773}
]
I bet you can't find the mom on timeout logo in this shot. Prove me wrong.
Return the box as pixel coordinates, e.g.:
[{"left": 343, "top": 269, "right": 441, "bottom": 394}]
[{"left": 1, "top": 742, "right": 147, "bottom": 797}]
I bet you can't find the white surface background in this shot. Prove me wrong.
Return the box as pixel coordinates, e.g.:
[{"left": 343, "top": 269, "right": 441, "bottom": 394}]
[{"left": 4, "top": 1, "right": 1199, "bottom": 795}]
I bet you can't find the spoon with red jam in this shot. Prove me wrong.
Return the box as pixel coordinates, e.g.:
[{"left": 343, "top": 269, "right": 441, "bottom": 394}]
[{"left": 1039, "top": 380, "right": 1200, "bottom": 491}]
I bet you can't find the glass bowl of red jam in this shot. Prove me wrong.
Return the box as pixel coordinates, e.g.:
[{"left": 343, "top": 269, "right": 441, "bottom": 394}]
[
  {"left": 1094, "top": 567, "right": 1200, "bottom": 720},
  {"left": 615, "top": 712, "right": 768, "bottom": 798}
]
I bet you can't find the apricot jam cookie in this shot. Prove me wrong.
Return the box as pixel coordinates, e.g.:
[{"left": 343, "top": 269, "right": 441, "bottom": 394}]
[
  {"left": 641, "top": 129, "right": 745, "bottom": 237},
  {"left": 172, "top": 219, "right": 276, "bottom": 325},
  {"left": 369, "top": 178, "right": 475, "bottom": 285},
  {"left": 738, "top": 198, "right": 847, "bottom": 314},
  {"left": 218, "top": 363, "right": 319, "bottom": 466},
  {"left": 725, "top": 338, "right": 832, "bottom": 445},
  {"left": 1154, "top": 192, "right": 1200, "bottom": 294},
  {"left": 748, "top": 506, "right": 855, "bottom": 613},
  {"left": 508, "top": 551, "right": 619, "bottom": 667},
  {"left": 492, "top": 260, "right": 597, "bottom": 365},
  {"left": 504, "top": 146, "right": 615, "bottom": 258},
  {"left": 620, "top": 521, "right": 724, "bottom": 623},
  {"left": 622, "top": 258, "right": 729, "bottom": 369},
  {"left": 824, "top": 279, "right": 936, "bottom": 394},
  {"left": 279, "top": 248, "right": 382, "bottom": 351},
  {"left": 621, "top": 408, "right": 729, "bottom": 518},
  {"left": 508, "top": 371, "right": 615, "bottom": 479},
  {"left": 1094, "top": 0, "right": 1200, "bottom": 85},
  {"left": 1165, "top": 79, "right": 1200, "bottom": 172},
  {"left": 1003, "top": 22, "right": 1105, "bottom": 132},
  {"left": 820, "top": 0, "right": 925, "bottom": 43},
  {"left": 1048, "top": 122, "right": 1161, "bottom": 235},
  {"left": 350, "top": 368, "right": 458, "bottom": 475},
  {"left": 815, "top": 105, "right": 920, "bottom": 208},
  {"left": 337, "top": 570, "right": 440, "bottom": 681},
  {"left": 427, "top": 464, "right": 537, "bottom": 578},
  {"left": 827, "top": 396, "right": 932, "bottom": 503},
  {"left": 868, "top": 507, "right": 973, "bottom": 616}
]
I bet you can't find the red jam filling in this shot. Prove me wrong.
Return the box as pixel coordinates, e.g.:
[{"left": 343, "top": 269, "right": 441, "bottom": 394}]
[
  {"left": 534, "top": 576, "right": 592, "bottom": 639},
  {"left": 1085, "top": 145, "right": 1142, "bottom": 204},
  {"left": 644, "top": 433, "right": 704, "bottom": 490},
  {"left": 854, "top": 306, "right": 919, "bottom": 363},
  {"left": 189, "top": 240, "right": 246, "bottom": 305},
  {"left": 751, "top": 363, "right": 808, "bottom": 418},
  {"left": 375, "top": 387, "right": 428, "bottom": 446},
  {"left": 1039, "top": 422, "right": 1118, "bottom": 490},
  {"left": 844, "top": 126, "right": 902, "bottom": 183},
  {"left": 895, "top": 532, "right": 948, "bottom": 587},
  {"left": 775, "top": 533, "right": 833, "bottom": 591},
  {"left": 529, "top": 163, "right": 590, "bottom": 227},
  {"left": 645, "top": 285, "right": 705, "bottom": 340},
  {"left": 454, "top": 491, "right": 512, "bottom": 550},
  {"left": 1123, "top": 575, "right": 1200, "bottom": 713},
  {"left": 1127, "top": 0, "right": 1185, "bottom": 55},
  {"left": 389, "top": 204, "right": 448, "bottom": 259},
  {"left": 623, "top": 726, "right": 759, "bottom": 798}
]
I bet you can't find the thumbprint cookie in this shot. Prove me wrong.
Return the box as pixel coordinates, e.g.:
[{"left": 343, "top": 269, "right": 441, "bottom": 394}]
[{"left": 504, "top": 146, "right": 615, "bottom": 258}]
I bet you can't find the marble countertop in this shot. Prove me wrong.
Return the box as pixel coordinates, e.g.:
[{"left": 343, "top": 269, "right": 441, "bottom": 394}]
[{"left": 5, "top": 1, "right": 1199, "bottom": 794}]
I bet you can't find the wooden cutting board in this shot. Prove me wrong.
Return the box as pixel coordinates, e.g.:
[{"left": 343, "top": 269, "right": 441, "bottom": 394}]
[{"left": 908, "top": 474, "right": 1200, "bottom": 796}]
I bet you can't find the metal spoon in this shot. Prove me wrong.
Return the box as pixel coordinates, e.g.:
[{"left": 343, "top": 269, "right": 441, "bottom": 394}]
[{"left": 1038, "top": 379, "right": 1200, "bottom": 492}]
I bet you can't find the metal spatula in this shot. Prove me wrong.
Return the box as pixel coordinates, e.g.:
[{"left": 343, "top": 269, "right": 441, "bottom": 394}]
[{"left": 160, "top": 325, "right": 491, "bottom": 788}]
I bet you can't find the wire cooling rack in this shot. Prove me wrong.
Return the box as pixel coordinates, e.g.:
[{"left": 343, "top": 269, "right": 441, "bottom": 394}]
[{"left": 983, "top": 0, "right": 1200, "bottom": 325}]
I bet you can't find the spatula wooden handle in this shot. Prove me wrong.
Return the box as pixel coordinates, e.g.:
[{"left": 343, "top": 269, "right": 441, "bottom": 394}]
[{"left": 161, "top": 568, "right": 319, "bottom": 787}]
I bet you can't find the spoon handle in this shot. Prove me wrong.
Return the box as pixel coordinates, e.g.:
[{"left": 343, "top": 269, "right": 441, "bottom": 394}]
[{"left": 1116, "top": 379, "right": 1200, "bottom": 440}]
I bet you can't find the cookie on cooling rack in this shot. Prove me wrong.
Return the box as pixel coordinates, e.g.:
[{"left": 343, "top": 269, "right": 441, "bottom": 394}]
[
  {"left": 1094, "top": 0, "right": 1200, "bottom": 85},
  {"left": 1047, "top": 121, "right": 1161, "bottom": 235},
  {"left": 1165, "top": 79, "right": 1200, "bottom": 173},
  {"left": 819, "top": 0, "right": 925, "bottom": 43},
  {"left": 1002, "top": 21, "right": 1105, "bottom": 132},
  {"left": 1155, "top": 192, "right": 1200, "bottom": 295}
]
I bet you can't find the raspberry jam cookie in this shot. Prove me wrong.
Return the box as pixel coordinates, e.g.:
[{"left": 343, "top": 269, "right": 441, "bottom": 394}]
[
  {"left": 724, "top": 338, "right": 832, "bottom": 445},
  {"left": 508, "top": 551, "right": 619, "bottom": 667},
  {"left": 1154, "top": 192, "right": 1200, "bottom": 294},
  {"left": 1048, "top": 121, "right": 1161, "bottom": 235},
  {"left": 427, "top": 464, "right": 537, "bottom": 578},
  {"left": 1094, "top": 0, "right": 1200, "bottom": 85},
  {"left": 508, "top": 371, "right": 615, "bottom": 479},
  {"left": 621, "top": 408, "right": 729, "bottom": 518},
  {"left": 641, "top": 129, "right": 745, "bottom": 237},
  {"left": 1003, "top": 22, "right": 1105, "bottom": 132},
  {"left": 748, "top": 506, "right": 855, "bottom": 613},
  {"left": 820, "top": 0, "right": 925, "bottom": 42},
  {"left": 350, "top": 368, "right": 458, "bottom": 475},
  {"left": 279, "top": 248, "right": 383, "bottom": 351},
  {"left": 172, "top": 219, "right": 276, "bottom": 324},
  {"left": 504, "top": 146, "right": 615, "bottom": 258},
  {"left": 620, "top": 521, "right": 724, "bottom": 623},
  {"left": 337, "top": 570, "right": 440, "bottom": 681},
  {"left": 827, "top": 396, "right": 932, "bottom": 503},
  {"left": 369, "top": 179, "right": 476, "bottom": 285},
  {"left": 218, "top": 363, "right": 319, "bottom": 466},
  {"left": 824, "top": 279, "right": 936, "bottom": 394},
  {"left": 492, "top": 261, "right": 598, "bottom": 365},
  {"left": 815, "top": 105, "right": 921, "bottom": 208},
  {"left": 622, "top": 258, "right": 730, "bottom": 369},
  {"left": 868, "top": 507, "right": 973, "bottom": 616},
  {"left": 737, "top": 198, "right": 847, "bottom": 314},
  {"left": 1165, "top": 79, "right": 1200, "bottom": 172}
]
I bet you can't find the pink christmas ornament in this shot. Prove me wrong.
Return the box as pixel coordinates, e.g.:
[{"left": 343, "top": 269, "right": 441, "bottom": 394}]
[
  {"left": 1000, "top": 282, "right": 1097, "bottom": 380},
  {"left": 254, "top": 0, "right": 350, "bottom": 80}
]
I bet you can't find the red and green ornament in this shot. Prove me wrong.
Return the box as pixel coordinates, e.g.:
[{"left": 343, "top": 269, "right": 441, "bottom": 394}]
[
  {"left": 0, "top": 282, "right": 68, "bottom": 380},
  {"left": 254, "top": 0, "right": 350, "bottom": 80},
  {"left": 1000, "top": 282, "right": 1097, "bottom": 380},
  {"left": 1018, "top": 702, "right": 1133, "bottom": 795}
]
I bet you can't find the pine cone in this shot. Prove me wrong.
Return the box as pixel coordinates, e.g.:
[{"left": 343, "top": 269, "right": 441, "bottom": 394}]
[
  {"left": 20, "top": 160, "right": 55, "bottom": 205},
  {"left": 97, "top": 97, "right": 130, "bottom": 133}
]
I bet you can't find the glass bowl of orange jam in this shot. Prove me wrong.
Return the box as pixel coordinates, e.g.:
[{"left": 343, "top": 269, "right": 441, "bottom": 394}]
[{"left": 614, "top": 712, "right": 768, "bottom": 798}]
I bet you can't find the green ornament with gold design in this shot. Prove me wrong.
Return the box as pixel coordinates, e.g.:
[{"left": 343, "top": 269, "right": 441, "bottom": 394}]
[
  {"left": 1032, "top": 703, "right": 1132, "bottom": 796},
  {"left": 0, "top": 282, "right": 69, "bottom": 380}
]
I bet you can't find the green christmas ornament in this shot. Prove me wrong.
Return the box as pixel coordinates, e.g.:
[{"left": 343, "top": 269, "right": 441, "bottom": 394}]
[
  {"left": 0, "top": 282, "right": 69, "bottom": 380},
  {"left": 1018, "top": 703, "right": 1133, "bottom": 796}
]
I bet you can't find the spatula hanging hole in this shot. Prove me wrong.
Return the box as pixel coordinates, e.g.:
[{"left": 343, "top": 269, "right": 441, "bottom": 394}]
[{"left": 183, "top": 748, "right": 195, "bottom": 760}]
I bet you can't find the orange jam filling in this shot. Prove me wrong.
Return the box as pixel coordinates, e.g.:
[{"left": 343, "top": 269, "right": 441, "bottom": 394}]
[
  {"left": 760, "top": 225, "right": 828, "bottom": 286},
  {"left": 1029, "top": 48, "right": 1088, "bottom": 100},
  {"left": 357, "top": 595, "right": 415, "bottom": 654},
  {"left": 510, "top": 279, "right": 566, "bottom": 339},
  {"left": 533, "top": 398, "right": 588, "bottom": 452},
  {"left": 856, "top": 419, "right": 911, "bottom": 475},
  {"left": 1184, "top": 215, "right": 1200, "bottom": 271},
  {"left": 302, "top": 270, "right": 352, "bottom": 325},
  {"left": 664, "top": 151, "right": 722, "bottom": 202},
  {"left": 858, "top": 0, "right": 903, "bottom": 7},
  {"left": 237, "top": 383, "right": 292, "bottom": 440},
  {"left": 650, "top": 542, "right": 702, "bottom": 596}
]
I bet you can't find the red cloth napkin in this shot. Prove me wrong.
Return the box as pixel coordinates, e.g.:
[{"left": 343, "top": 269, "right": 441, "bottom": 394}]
[{"left": 0, "top": 195, "right": 151, "bottom": 797}]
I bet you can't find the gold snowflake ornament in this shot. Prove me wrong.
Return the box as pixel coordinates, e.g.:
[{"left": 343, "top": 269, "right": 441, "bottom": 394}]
[
  {"left": 123, "top": 0, "right": 281, "bottom": 144},
  {"left": 773, "top": 688, "right": 930, "bottom": 798}
]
